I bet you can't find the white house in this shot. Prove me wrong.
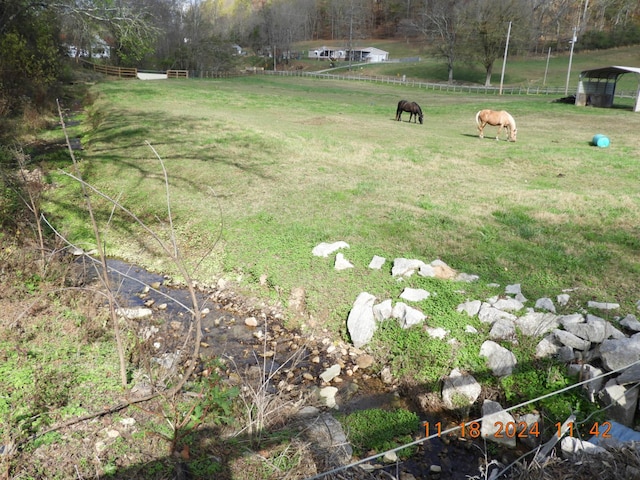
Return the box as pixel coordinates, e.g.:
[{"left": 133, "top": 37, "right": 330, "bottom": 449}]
[
  {"left": 308, "top": 46, "right": 389, "bottom": 63},
  {"left": 67, "top": 36, "right": 110, "bottom": 59},
  {"left": 231, "top": 44, "right": 246, "bottom": 55},
  {"left": 309, "top": 47, "right": 346, "bottom": 60},
  {"left": 358, "top": 47, "right": 389, "bottom": 63}
]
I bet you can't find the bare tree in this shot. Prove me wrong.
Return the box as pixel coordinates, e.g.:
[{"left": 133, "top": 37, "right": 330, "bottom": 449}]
[
  {"left": 370, "top": 0, "right": 407, "bottom": 37},
  {"left": 347, "top": 0, "right": 370, "bottom": 66},
  {"left": 407, "top": 0, "right": 470, "bottom": 84},
  {"left": 229, "top": 0, "right": 255, "bottom": 42},
  {"left": 254, "top": 0, "right": 316, "bottom": 68},
  {"left": 49, "top": 1, "right": 160, "bottom": 65},
  {"left": 138, "top": 0, "right": 186, "bottom": 69},
  {"left": 465, "top": 0, "right": 530, "bottom": 86}
]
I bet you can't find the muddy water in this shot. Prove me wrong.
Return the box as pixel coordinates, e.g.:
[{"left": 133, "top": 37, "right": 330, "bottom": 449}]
[{"left": 85, "top": 258, "right": 491, "bottom": 479}]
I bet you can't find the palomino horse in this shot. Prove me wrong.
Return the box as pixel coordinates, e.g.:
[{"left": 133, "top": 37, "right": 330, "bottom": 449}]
[
  {"left": 475, "top": 109, "right": 517, "bottom": 142},
  {"left": 396, "top": 100, "right": 424, "bottom": 124}
]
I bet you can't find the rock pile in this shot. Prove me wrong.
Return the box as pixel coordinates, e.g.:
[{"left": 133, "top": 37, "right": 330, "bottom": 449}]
[
  {"left": 313, "top": 242, "right": 640, "bottom": 443},
  {"left": 457, "top": 283, "right": 640, "bottom": 431}
]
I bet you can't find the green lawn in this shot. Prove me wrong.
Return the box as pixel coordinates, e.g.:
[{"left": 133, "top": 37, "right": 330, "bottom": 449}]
[{"left": 42, "top": 74, "right": 640, "bottom": 337}]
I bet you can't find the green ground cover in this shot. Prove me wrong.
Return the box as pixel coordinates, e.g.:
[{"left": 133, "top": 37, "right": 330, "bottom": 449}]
[
  {"left": 5, "top": 45, "right": 640, "bottom": 479},
  {"left": 44, "top": 75, "right": 640, "bottom": 333},
  {"left": 40, "top": 73, "right": 640, "bottom": 421}
]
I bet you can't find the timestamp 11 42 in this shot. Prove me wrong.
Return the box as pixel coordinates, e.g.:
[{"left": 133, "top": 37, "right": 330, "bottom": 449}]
[{"left": 423, "top": 421, "right": 613, "bottom": 439}]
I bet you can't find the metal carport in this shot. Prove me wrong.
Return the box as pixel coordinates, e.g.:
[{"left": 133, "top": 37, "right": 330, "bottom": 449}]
[{"left": 575, "top": 66, "right": 640, "bottom": 112}]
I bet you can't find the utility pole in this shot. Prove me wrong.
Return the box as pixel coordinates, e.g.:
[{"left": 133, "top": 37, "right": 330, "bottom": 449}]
[
  {"left": 499, "top": 21, "right": 512, "bottom": 95},
  {"left": 348, "top": 14, "right": 353, "bottom": 70},
  {"left": 565, "top": 27, "right": 577, "bottom": 95},
  {"left": 543, "top": 47, "right": 551, "bottom": 85}
]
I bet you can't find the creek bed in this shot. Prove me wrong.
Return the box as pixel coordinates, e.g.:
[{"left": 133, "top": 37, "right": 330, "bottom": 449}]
[{"left": 81, "top": 257, "right": 516, "bottom": 479}]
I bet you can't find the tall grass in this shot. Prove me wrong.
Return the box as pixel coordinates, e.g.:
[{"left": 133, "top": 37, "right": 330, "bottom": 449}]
[{"left": 43, "top": 72, "right": 640, "bottom": 333}]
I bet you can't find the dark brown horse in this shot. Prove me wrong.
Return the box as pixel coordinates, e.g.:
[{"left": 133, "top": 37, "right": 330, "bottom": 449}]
[{"left": 396, "top": 100, "right": 423, "bottom": 124}]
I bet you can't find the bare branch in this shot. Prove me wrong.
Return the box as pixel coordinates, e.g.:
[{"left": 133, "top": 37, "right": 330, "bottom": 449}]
[{"left": 57, "top": 98, "right": 129, "bottom": 388}]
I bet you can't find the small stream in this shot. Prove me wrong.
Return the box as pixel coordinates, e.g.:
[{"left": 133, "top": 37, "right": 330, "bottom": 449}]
[
  {"left": 80, "top": 257, "right": 258, "bottom": 365},
  {"left": 81, "top": 257, "right": 493, "bottom": 479}
]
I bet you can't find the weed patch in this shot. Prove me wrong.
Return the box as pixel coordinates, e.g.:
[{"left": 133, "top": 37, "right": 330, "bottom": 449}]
[
  {"left": 337, "top": 408, "right": 421, "bottom": 458},
  {"left": 500, "top": 360, "right": 605, "bottom": 437},
  {"left": 372, "top": 321, "right": 453, "bottom": 385}
]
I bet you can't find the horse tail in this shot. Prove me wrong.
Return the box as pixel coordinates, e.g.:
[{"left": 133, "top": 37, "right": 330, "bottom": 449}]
[
  {"left": 475, "top": 110, "right": 481, "bottom": 127},
  {"left": 507, "top": 112, "right": 517, "bottom": 140}
]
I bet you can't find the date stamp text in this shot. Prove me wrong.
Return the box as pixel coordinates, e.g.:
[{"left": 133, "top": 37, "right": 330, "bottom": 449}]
[{"left": 424, "top": 421, "right": 613, "bottom": 439}]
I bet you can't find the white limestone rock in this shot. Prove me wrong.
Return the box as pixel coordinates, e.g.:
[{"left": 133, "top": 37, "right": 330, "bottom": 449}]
[
  {"left": 312, "top": 241, "right": 349, "bottom": 257},
  {"left": 442, "top": 368, "right": 481, "bottom": 410},
  {"left": 535, "top": 297, "right": 556, "bottom": 313},
  {"left": 334, "top": 252, "right": 354, "bottom": 270},
  {"left": 481, "top": 400, "right": 516, "bottom": 448},
  {"left": 368, "top": 255, "right": 386, "bottom": 269},
  {"left": 372, "top": 299, "right": 393, "bottom": 322},
  {"left": 457, "top": 300, "right": 482, "bottom": 317},
  {"left": 479, "top": 341, "right": 517, "bottom": 377},
  {"left": 347, "top": 292, "right": 377, "bottom": 348},
  {"left": 399, "top": 287, "right": 431, "bottom": 302}
]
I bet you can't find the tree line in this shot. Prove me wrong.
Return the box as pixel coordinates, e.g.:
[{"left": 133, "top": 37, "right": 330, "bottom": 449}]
[{"left": 1, "top": 0, "right": 639, "bottom": 116}]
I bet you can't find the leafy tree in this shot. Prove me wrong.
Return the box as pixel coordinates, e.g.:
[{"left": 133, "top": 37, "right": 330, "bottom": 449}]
[{"left": 0, "top": 1, "right": 62, "bottom": 114}]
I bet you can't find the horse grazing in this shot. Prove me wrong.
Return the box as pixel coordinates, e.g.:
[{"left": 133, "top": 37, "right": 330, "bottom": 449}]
[
  {"left": 396, "top": 100, "right": 424, "bottom": 124},
  {"left": 475, "top": 109, "right": 517, "bottom": 142}
]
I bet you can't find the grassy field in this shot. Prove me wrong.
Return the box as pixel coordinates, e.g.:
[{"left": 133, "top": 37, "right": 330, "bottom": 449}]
[
  {"left": 43, "top": 72, "right": 640, "bottom": 339},
  {"left": 295, "top": 40, "right": 640, "bottom": 89},
  {"left": 5, "top": 46, "right": 640, "bottom": 478}
]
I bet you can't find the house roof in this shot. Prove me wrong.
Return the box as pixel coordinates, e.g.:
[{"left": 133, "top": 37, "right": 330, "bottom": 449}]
[
  {"left": 579, "top": 65, "right": 640, "bottom": 80},
  {"left": 313, "top": 46, "right": 388, "bottom": 54},
  {"left": 360, "top": 47, "right": 388, "bottom": 55}
]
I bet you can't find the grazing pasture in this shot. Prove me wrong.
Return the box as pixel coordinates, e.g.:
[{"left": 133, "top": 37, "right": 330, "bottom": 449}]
[{"left": 48, "top": 75, "right": 640, "bottom": 330}]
